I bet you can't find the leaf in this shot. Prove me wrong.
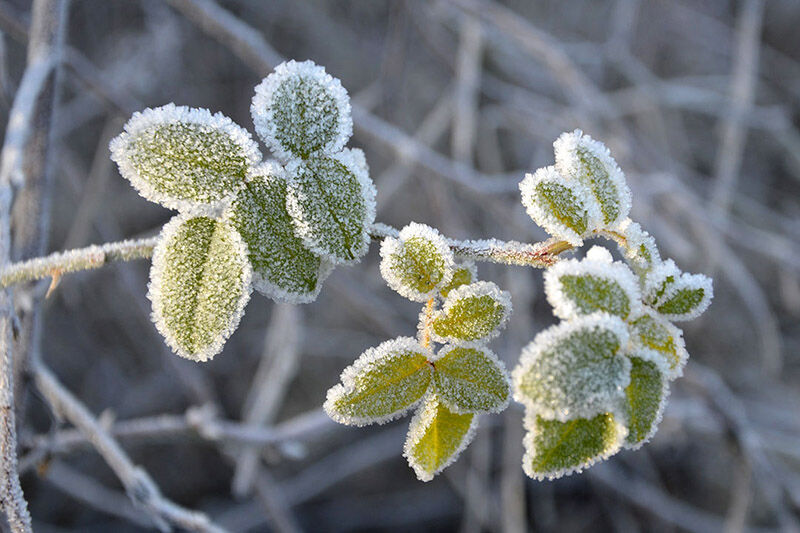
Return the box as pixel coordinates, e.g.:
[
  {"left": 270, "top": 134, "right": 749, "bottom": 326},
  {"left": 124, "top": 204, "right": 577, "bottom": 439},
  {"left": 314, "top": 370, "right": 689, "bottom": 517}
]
[
  {"left": 226, "top": 162, "right": 331, "bottom": 303},
  {"left": 622, "top": 357, "right": 668, "bottom": 448},
  {"left": 251, "top": 59, "right": 352, "bottom": 160},
  {"left": 285, "top": 149, "right": 376, "bottom": 264},
  {"left": 433, "top": 344, "right": 510, "bottom": 414},
  {"left": 522, "top": 411, "right": 626, "bottom": 480},
  {"left": 628, "top": 311, "right": 688, "bottom": 378},
  {"left": 431, "top": 281, "right": 512, "bottom": 343},
  {"left": 618, "top": 219, "right": 660, "bottom": 272},
  {"left": 110, "top": 104, "right": 261, "bottom": 213},
  {"left": 379, "top": 223, "right": 455, "bottom": 302},
  {"left": 554, "top": 129, "right": 631, "bottom": 229},
  {"left": 513, "top": 313, "right": 631, "bottom": 421},
  {"left": 439, "top": 261, "right": 477, "bottom": 299},
  {"left": 324, "top": 337, "right": 433, "bottom": 426},
  {"left": 404, "top": 394, "right": 477, "bottom": 482},
  {"left": 642, "top": 260, "right": 713, "bottom": 321},
  {"left": 544, "top": 245, "right": 640, "bottom": 320},
  {"left": 519, "top": 166, "right": 598, "bottom": 245},
  {"left": 642, "top": 259, "right": 681, "bottom": 307},
  {"left": 148, "top": 214, "right": 252, "bottom": 362}
]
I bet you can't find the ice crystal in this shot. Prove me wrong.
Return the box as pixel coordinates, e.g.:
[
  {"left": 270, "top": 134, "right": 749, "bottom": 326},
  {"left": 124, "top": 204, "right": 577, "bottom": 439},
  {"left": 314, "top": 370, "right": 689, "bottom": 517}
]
[
  {"left": 285, "top": 148, "right": 376, "bottom": 264},
  {"left": 617, "top": 218, "right": 660, "bottom": 272},
  {"left": 620, "top": 356, "right": 669, "bottom": 449},
  {"left": 513, "top": 313, "right": 631, "bottom": 422},
  {"left": 439, "top": 261, "right": 477, "bottom": 298},
  {"left": 251, "top": 59, "right": 352, "bottom": 160},
  {"left": 628, "top": 309, "right": 688, "bottom": 379},
  {"left": 642, "top": 259, "right": 713, "bottom": 320},
  {"left": 110, "top": 103, "right": 261, "bottom": 214},
  {"left": 432, "top": 344, "right": 510, "bottom": 414},
  {"left": 379, "top": 223, "right": 455, "bottom": 302},
  {"left": 554, "top": 129, "right": 631, "bottom": 230},
  {"left": 148, "top": 213, "right": 252, "bottom": 362},
  {"left": 430, "top": 281, "right": 512, "bottom": 343}
]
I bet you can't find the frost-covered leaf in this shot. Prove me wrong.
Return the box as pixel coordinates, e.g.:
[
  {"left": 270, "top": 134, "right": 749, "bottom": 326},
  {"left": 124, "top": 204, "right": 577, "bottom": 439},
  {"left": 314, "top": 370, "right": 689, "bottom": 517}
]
[
  {"left": 324, "top": 337, "right": 432, "bottom": 426},
  {"left": 544, "top": 245, "right": 640, "bottom": 320},
  {"left": 431, "top": 281, "right": 512, "bottom": 343},
  {"left": 522, "top": 411, "right": 626, "bottom": 480},
  {"left": 519, "top": 166, "right": 598, "bottom": 245},
  {"left": 110, "top": 103, "right": 261, "bottom": 213},
  {"left": 439, "top": 261, "right": 477, "bottom": 299},
  {"left": 286, "top": 149, "right": 376, "bottom": 264},
  {"left": 622, "top": 357, "right": 668, "bottom": 448},
  {"left": 628, "top": 310, "right": 688, "bottom": 378},
  {"left": 404, "top": 394, "right": 477, "bottom": 482},
  {"left": 642, "top": 260, "right": 713, "bottom": 321},
  {"left": 618, "top": 219, "right": 660, "bottom": 272},
  {"left": 251, "top": 59, "right": 352, "bottom": 160},
  {"left": 554, "top": 129, "right": 631, "bottom": 229},
  {"left": 380, "top": 223, "right": 455, "bottom": 302},
  {"left": 227, "top": 162, "right": 331, "bottom": 303},
  {"left": 513, "top": 313, "right": 631, "bottom": 421},
  {"left": 148, "top": 214, "right": 252, "bottom": 362},
  {"left": 433, "top": 344, "right": 509, "bottom": 414}
]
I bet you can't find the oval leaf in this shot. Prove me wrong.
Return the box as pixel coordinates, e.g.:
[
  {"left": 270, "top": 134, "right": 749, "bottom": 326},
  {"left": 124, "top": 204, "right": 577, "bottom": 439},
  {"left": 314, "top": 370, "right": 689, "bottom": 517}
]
[
  {"left": 655, "top": 273, "right": 713, "bottom": 321},
  {"left": 379, "top": 223, "right": 455, "bottom": 302},
  {"left": 227, "top": 162, "right": 331, "bottom": 304},
  {"left": 522, "top": 411, "right": 626, "bottom": 480},
  {"left": 431, "top": 281, "right": 512, "bottom": 343},
  {"left": 251, "top": 59, "right": 352, "bottom": 160},
  {"left": 433, "top": 344, "right": 510, "bottom": 414},
  {"left": 623, "top": 357, "right": 668, "bottom": 448},
  {"left": 554, "top": 129, "right": 631, "bottom": 229},
  {"left": 629, "top": 311, "right": 688, "bottom": 378},
  {"left": 618, "top": 219, "right": 660, "bottom": 273},
  {"left": 324, "top": 337, "right": 432, "bottom": 426},
  {"left": 513, "top": 313, "right": 631, "bottom": 421},
  {"left": 286, "top": 149, "right": 376, "bottom": 264},
  {"left": 110, "top": 104, "right": 261, "bottom": 212},
  {"left": 404, "top": 394, "right": 477, "bottom": 482},
  {"left": 148, "top": 214, "right": 252, "bottom": 362}
]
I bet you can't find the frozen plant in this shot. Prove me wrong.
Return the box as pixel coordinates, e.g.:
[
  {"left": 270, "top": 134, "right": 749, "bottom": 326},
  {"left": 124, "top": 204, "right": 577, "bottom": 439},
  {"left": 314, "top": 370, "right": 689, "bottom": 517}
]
[{"left": 1, "top": 60, "right": 713, "bottom": 484}]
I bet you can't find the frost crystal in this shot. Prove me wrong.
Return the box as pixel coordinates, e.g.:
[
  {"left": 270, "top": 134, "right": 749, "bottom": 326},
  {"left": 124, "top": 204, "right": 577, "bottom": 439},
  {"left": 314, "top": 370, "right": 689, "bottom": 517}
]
[
  {"left": 251, "top": 59, "right": 352, "bottom": 160},
  {"left": 544, "top": 246, "right": 641, "bottom": 320},
  {"left": 379, "top": 223, "right": 455, "bottom": 302},
  {"left": 439, "top": 261, "right": 477, "bottom": 298},
  {"left": 642, "top": 260, "right": 713, "bottom": 320},
  {"left": 554, "top": 129, "right": 631, "bottom": 230},
  {"left": 618, "top": 218, "right": 660, "bottom": 272},
  {"left": 404, "top": 393, "right": 478, "bottom": 482},
  {"left": 513, "top": 313, "right": 631, "bottom": 422},
  {"left": 285, "top": 148, "right": 376, "bottom": 264},
  {"left": 110, "top": 103, "right": 261, "bottom": 213},
  {"left": 620, "top": 356, "right": 669, "bottom": 449},
  {"left": 226, "top": 162, "right": 331, "bottom": 304},
  {"left": 148, "top": 213, "right": 252, "bottom": 362},
  {"left": 432, "top": 344, "right": 510, "bottom": 414},
  {"left": 628, "top": 309, "right": 688, "bottom": 378},
  {"left": 430, "top": 281, "right": 512, "bottom": 343}
]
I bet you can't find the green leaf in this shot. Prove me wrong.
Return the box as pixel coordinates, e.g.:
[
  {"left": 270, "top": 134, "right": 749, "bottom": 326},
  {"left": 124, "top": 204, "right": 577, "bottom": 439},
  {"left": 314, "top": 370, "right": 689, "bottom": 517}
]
[
  {"left": 433, "top": 345, "right": 509, "bottom": 414},
  {"left": 379, "top": 223, "right": 455, "bottom": 302},
  {"left": 643, "top": 261, "right": 713, "bottom": 321},
  {"left": 251, "top": 60, "right": 352, "bottom": 160},
  {"left": 623, "top": 357, "right": 668, "bottom": 448},
  {"left": 522, "top": 412, "right": 625, "bottom": 480},
  {"left": 520, "top": 166, "right": 594, "bottom": 245},
  {"left": 513, "top": 314, "right": 630, "bottom": 421},
  {"left": 629, "top": 312, "right": 687, "bottom": 378},
  {"left": 554, "top": 129, "right": 631, "bottom": 229},
  {"left": 286, "top": 149, "right": 376, "bottom": 264},
  {"left": 439, "top": 262, "right": 476, "bottom": 298},
  {"left": 149, "top": 214, "right": 252, "bottom": 362},
  {"left": 404, "top": 394, "right": 476, "bottom": 481},
  {"left": 227, "top": 162, "right": 330, "bottom": 303},
  {"left": 431, "top": 281, "right": 511, "bottom": 343},
  {"left": 110, "top": 104, "right": 261, "bottom": 212},
  {"left": 324, "top": 337, "right": 432, "bottom": 426},
  {"left": 618, "top": 219, "right": 660, "bottom": 273}
]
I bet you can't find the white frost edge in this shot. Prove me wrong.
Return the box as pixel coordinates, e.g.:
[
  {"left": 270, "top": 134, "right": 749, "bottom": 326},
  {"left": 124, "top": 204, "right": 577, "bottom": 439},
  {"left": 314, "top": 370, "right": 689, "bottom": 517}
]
[
  {"left": 147, "top": 212, "right": 253, "bottom": 363},
  {"left": 656, "top": 271, "right": 714, "bottom": 322},
  {"left": 251, "top": 59, "right": 353, "bottom": 161},
  {"left": 379, "top": 222, "right": 455, "bottom": 303},
  {"left": 110, "top": 102, "right": 261, "bottom": 214},
  {"left": 543, "top": 245, "right": 642, "bottom": 321},
  {"left": 511, "top": 312, "right": 631, "bottom": 421},
  {"left": 403, "top": 393, "right": 480, "bottom": 482},
  {"left": 641, "top": 259, "right": 681, "bottom": 305},
  {"left": 323, "top": 336, "right": 432, "bottom": 427},
  {"left": 618, "top": 354, "right": 671, "bottom": 451},
  {"left": 521, "top": 407, "right": 628, "bottom": 481},
  {"left": 519, "top": 166, "right": 600, "bottom": 246},
  {"left": 432, "top": 342, "right": 511, "bottom": 415},
  {"left": 285, "top": 148, "right": 376, "bottom": 266},
  {"left": 617, "top": 218, "right": 660, "bottom": 271},
  {"left": 627, "top": 308, "right": 688, "bottom": 380},
  {"left": 429, "top": 281, "right": 512, "bottom": 344},
  {"left": 553, "top": 129, "right": 632, "bottom": 230}
]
